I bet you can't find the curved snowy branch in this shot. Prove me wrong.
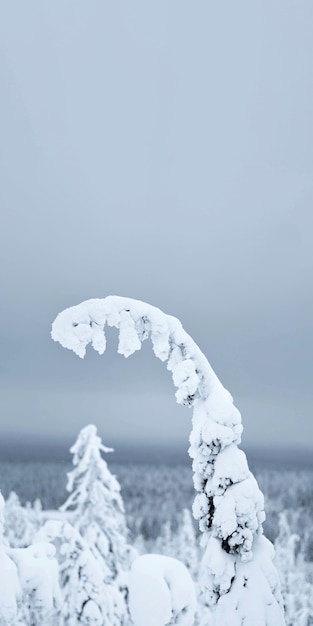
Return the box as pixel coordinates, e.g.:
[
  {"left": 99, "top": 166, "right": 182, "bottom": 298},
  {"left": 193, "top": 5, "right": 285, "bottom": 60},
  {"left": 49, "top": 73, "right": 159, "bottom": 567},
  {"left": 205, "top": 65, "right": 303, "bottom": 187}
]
[{"left": 51, "top": 296, "right": 285, "bottom": 624}]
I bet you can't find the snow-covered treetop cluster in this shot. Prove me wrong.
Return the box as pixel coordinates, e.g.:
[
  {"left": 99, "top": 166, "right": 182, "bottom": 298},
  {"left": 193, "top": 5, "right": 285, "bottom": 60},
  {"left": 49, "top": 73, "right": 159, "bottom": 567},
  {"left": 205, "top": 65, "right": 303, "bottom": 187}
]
[{"left": 52, "top": 296, "right": 285, "bottom": 625}]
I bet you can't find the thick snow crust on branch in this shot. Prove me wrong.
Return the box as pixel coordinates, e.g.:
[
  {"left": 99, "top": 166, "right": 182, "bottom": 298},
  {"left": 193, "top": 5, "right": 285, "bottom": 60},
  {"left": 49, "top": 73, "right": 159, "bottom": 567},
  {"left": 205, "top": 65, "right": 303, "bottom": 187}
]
[{"left": 52, "top": 296, "right": 285, "bottom": 625}]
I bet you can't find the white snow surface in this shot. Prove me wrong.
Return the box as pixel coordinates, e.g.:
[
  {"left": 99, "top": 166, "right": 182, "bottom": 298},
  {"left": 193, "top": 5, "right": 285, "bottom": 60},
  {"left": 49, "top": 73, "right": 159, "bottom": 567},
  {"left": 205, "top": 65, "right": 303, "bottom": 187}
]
[{"left": 129, "top": 554, "right": 196, "bottom": 626}]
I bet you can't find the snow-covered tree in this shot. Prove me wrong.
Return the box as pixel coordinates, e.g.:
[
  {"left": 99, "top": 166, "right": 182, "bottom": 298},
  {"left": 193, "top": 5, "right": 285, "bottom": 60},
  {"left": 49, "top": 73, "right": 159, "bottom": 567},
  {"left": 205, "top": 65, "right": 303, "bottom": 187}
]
[
  {"left": 52, "top": 295, "right": 285, "bottom": 626},
  {"left": 59, "top": 425, "right": 134, "bottom": 624},
  {"left": 4, "top": 492, "right": 41, "bottom": 548},
  {"left": 9, "top": 542, "right": 61, "bottom": 625},
  {"left": 132, "top": 533, "right": 147, "bottom": 557},
  {"left": 174, "top": 509, "right": 199, "bottom": 577},
  {"left": 60, "top": 425, "right": 132, "bottom": 582},
  {"left": 0, "top": 490, "right": 60, "bottom": 626},
  {"left": 274, "top": 511, "right": 313, "bottom": 626},
  {"left": 154, "top": 510, "right": 199, "bottom": 579},
  {"left": 36, "top": 519, "right": 122, "bottom": 626},
  {"left": 154, "top": 520, "right": 173, "bottom": 558}
]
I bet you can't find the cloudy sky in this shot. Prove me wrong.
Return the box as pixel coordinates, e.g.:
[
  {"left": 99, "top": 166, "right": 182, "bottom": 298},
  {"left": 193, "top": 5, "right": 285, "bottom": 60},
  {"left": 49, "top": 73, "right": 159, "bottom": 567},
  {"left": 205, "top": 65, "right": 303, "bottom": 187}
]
[{"left": 0, "top": 1, "right": 312, "bottom": 455}]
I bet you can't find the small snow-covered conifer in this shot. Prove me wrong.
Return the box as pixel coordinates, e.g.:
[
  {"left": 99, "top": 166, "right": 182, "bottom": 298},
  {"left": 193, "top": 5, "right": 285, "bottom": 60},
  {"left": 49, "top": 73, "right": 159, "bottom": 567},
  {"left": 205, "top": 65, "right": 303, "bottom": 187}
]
[
  {"left": 36, "top": 519, "right": 120, "bottom": 626},
  {"left": 174, "top": 509, "right": 199, "bottom": 577},
  {"left": 60, "top": 425, "right": 131, "bottom": 582},
  {"left": 52, "top": 295, "right": 286, "bottom": 626},
  {"left": 154, "top": 520, "right": 173, "bottom": 557},
  {"left": 154, "top": 511, "right": 199, "bottom": 579}
]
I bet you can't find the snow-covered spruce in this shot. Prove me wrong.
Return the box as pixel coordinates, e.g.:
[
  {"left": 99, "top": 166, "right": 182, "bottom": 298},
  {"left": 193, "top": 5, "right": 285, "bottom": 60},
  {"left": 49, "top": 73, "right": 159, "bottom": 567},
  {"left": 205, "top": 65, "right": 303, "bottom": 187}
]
[
  {"left": 59, "top": 425, "right": 134, "bottom": 624},
  {"left": 52, "top": 296, "right": 285, "bottom": 625},
  {"left": 60, "top": 424, "right": 132, "bottom": 583},
  {"left": 35, "top": 519, "right": 119, "bottom": 626}
]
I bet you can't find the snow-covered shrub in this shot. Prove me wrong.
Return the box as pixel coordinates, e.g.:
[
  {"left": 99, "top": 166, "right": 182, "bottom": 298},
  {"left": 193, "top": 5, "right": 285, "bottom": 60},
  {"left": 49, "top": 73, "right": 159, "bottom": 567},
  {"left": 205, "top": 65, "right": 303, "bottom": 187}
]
[
  {"left": 4, "top": 492, "right": 41, "bottom": 548},
  {"left": 35, "top": 519, "right": 123, "bottom": 626},
  {"left": 0, "top": 491, "right": 21, "bottom": 624},
  {"left": 129, "top": 554, "right": 196, "bottom": 626},
  {"left": 9, "top": 541, "right": 61, "bottom": 625},
  {"left": 0, "top": 488, "right": 61, "bottom": 626},
  {"left": 52, "top": 295, "right": 286, "bottom": 625}
]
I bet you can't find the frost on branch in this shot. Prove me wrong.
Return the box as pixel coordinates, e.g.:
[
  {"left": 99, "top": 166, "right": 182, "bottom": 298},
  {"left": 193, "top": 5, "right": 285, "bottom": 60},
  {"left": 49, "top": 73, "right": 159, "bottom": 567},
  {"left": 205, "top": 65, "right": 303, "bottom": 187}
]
[{"left": 52, "top": 296, "right": 285, "bottom": 625}]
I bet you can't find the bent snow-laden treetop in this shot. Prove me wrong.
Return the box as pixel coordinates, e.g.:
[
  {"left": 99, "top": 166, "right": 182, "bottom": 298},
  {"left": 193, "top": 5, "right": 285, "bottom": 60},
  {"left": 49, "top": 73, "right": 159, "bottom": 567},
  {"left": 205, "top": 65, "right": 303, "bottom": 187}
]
[{"left": 52, "top": 296, "right": 285, "bottom": 626}]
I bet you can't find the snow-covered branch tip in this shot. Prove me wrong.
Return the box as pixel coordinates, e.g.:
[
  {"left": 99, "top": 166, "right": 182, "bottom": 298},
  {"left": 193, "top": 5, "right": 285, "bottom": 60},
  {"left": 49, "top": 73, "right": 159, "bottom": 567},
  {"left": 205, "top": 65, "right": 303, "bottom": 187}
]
[
  {"left": 51, "top": 296, "right": 285, "bottom": 625},
  {"left": 51, "top": 296, "right": 233, "bottom": 410}
]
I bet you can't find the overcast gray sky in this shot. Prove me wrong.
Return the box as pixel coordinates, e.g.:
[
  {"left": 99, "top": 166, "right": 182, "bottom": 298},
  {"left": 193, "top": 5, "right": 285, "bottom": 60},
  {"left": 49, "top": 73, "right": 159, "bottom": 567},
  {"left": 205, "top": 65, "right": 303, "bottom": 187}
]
[{"left": 0, "top": 1, "right": 312, "bottom": 453}]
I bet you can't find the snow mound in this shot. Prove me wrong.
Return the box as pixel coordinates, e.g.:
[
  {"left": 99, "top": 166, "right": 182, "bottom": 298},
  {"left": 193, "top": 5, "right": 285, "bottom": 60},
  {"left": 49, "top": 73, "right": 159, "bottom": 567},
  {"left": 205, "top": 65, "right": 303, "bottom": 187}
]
[{"left": 129, "top": 554, "right": 197, "bottom": 626}]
